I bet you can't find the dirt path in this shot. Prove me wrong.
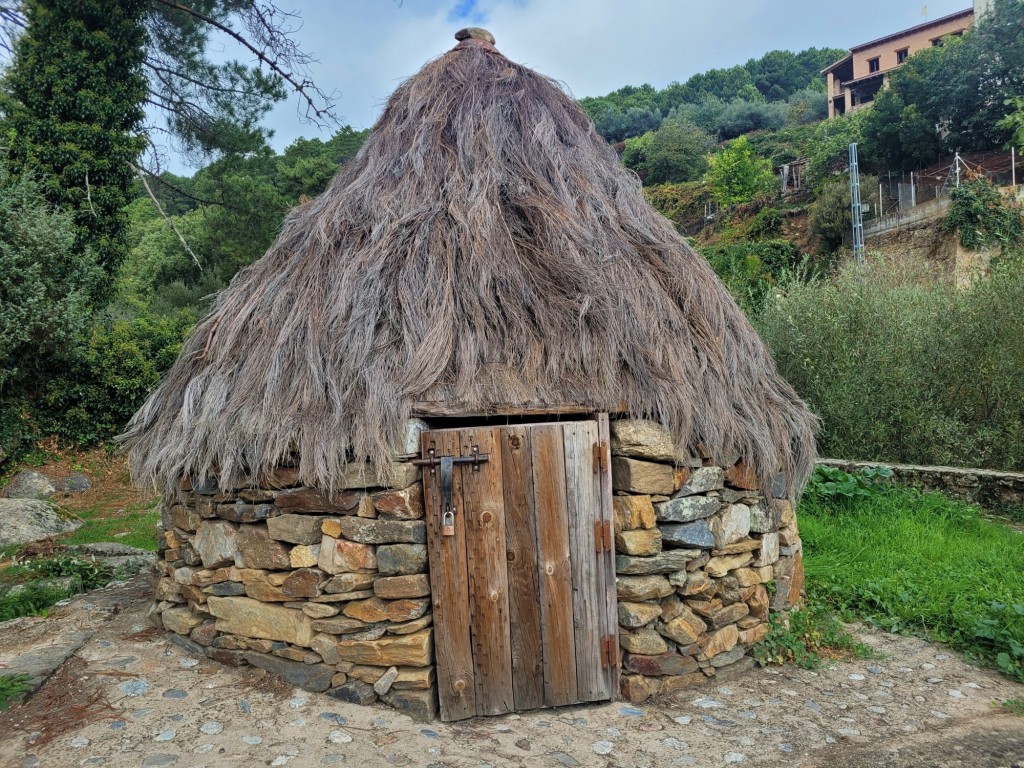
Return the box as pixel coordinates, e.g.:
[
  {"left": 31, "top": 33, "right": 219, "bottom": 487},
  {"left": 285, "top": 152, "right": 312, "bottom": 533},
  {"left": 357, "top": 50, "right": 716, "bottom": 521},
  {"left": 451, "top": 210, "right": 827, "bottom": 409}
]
[{"left": 1, "top": 576, "right": 1022, "bottom": 768}]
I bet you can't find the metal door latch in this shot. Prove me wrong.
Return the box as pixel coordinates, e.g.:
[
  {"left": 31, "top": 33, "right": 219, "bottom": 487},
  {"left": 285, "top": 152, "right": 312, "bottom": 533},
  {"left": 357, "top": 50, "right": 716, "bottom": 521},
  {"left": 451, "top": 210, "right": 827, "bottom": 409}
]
[
  {"left": 440, "top": 456, "right": 455, "bottom": 536},
  {"left": 413, "top": 444, "right": 490, "bottom": 538}
]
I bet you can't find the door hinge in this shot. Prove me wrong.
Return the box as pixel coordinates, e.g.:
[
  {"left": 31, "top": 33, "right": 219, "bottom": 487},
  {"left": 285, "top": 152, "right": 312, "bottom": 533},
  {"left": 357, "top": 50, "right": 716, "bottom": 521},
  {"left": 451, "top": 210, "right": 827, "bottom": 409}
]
[
  {"left": 594, "top": 520, "right": 612, "bottom": 553},
  {"left": 592, "top": 440, "right": 608, "bottom": 474},
  {"left": 600, "top": 634, "right": 617, "bottom": 669}
]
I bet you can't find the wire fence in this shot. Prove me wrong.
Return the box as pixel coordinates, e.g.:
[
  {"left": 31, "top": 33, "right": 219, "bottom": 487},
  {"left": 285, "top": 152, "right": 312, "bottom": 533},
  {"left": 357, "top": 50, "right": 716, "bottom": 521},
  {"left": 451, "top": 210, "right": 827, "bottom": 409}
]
[{"left": 877, "top": 150, "right": 1019, "bottom": 216}]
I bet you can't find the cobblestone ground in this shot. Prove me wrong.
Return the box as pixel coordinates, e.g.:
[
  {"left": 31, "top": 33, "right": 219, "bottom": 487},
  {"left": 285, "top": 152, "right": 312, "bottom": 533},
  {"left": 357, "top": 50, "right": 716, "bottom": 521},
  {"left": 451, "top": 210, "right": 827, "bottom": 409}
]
[{"left": 1, "top": 576, "right": 1022, "bottom": 768}]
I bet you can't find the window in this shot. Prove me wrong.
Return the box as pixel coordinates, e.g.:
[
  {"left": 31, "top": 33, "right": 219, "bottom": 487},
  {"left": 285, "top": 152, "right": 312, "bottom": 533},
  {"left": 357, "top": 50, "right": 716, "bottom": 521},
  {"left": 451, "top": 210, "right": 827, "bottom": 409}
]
[
  {"left": 931, "top": 37, "right": 943, "bottom": 47},
  {"left": 897, "top": 48, "right": 909, "bottom": 64},
  {"left": 868, "top": 57, "right": 881, "bottom": 73}
]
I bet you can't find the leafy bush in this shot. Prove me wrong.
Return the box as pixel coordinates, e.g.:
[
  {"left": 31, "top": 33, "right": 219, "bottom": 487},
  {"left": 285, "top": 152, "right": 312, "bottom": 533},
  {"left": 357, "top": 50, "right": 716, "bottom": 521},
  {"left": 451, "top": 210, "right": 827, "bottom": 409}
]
[
  {"left": 758, "top": 258, "right": 1024, "bottom": 470},
  {"left": 699, "top": 239, "right": 803, "bottom": 316},
  {"left": 943, "top": 178, "right": 1024, "bottom": 252},
  {"left": 705, "top": 136, "right": 775, "bottom": 206},
  {"left": 622, "top": 118, "right": 714, "bottom": 185},
  {"left": 39, "top": 310, "right": 195, "bottom": 446},
  {"left": 805, "top": 465, "right": 893, "bottom": 503},
  {"left": 0, "top": 162, "right": 101, "bottom": 459},
  {"left": 27, "top": 554, "right": 116, "bottom": 592}
]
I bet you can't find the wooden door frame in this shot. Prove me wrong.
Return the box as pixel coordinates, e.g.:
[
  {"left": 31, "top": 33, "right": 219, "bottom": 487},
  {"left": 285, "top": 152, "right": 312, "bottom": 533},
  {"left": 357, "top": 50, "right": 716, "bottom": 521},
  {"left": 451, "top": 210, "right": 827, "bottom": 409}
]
[{"left": 421, "top": 415, "right": 619, "bottom": 721}]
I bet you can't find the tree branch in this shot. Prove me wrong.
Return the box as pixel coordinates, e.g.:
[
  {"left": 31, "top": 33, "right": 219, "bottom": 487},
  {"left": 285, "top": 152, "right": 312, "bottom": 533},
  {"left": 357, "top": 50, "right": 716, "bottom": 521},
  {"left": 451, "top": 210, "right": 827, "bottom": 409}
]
[
  {"left": 132, "top": 162, "right": 203, "bottom": 270},
  {"left": 150, "top": 0, "right": 336, "bottom": 126}
]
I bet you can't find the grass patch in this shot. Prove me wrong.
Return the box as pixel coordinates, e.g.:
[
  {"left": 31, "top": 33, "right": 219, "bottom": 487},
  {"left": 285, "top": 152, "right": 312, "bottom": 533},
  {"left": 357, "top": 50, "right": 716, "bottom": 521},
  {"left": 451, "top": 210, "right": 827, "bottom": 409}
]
[
  {"left": 1000, "top": 698, "right": 1024, "bottom": 715},
  {"left": 801, "top": 484, "right": 1024, "bottom": 682},
  {"left": 61, "top": 500, "right": 159, "bottom": 551},
  {"left": 755, "top": 597, "right": 875, "bottom": 668},
  {"left": 0, "top": 580, "right": 77, "bottom": 621},
  {"left": 0, "top": 674, "right": 32, "bottom": 710}
]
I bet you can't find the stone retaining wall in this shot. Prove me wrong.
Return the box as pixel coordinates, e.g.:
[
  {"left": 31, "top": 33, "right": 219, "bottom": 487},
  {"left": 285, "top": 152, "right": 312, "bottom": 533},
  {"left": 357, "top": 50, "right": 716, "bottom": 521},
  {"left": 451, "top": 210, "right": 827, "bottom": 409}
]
[
  {"left": 608, "top": 420, "right": 803, "bottom": 704},
  {"left": 150, "top": 418, "right": 804, "bottom": 720},
  {"left": 819, "top": 458, "right": 1024, "bottom": 510},
  {"left": 151, "top": 460, "right": 439, "bottom": 722}
]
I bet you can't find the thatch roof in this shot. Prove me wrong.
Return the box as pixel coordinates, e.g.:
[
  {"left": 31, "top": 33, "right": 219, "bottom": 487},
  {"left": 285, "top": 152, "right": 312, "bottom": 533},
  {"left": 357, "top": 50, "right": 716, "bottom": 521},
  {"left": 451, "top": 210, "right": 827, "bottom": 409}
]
[{"left": 122, "top": 29, "right": 817, "bottom": 496}]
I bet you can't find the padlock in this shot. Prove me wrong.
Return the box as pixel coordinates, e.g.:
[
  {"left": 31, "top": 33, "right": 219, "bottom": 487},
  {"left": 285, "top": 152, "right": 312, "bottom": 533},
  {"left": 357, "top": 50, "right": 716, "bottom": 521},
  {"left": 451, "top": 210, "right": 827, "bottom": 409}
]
[{"left": 440, "top": 455, "right": 455, "bottom": 537}]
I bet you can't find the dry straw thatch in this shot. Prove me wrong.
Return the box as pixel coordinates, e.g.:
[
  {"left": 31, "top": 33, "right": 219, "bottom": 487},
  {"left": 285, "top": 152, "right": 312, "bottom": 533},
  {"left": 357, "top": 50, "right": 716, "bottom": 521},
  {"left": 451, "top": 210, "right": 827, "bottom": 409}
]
[{"left": 122, "top": 30, "right": 817, "bottom": 496}]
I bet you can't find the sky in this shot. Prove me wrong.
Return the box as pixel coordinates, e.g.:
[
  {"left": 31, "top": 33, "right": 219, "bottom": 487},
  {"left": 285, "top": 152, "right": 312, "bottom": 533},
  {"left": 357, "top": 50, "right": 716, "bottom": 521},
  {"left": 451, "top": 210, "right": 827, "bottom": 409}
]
[{"left": 211, "top": 0, "right": 974, "bottom": 165}]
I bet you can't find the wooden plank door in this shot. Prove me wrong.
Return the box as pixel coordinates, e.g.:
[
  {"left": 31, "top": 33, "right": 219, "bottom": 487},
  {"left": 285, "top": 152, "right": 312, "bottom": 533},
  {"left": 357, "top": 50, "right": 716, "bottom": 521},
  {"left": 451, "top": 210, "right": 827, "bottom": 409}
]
[{"left": 423, "top": 421, "right": 617, "bottom": 722}]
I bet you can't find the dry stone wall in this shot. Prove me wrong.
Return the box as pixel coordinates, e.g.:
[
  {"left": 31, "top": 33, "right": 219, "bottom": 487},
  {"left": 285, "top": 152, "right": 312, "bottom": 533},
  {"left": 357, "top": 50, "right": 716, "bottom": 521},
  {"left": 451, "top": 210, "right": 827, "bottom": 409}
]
[
  {"left": 608, "top": 419, "right": 804, "bottom": 704},
  {"left": 151, "top": 418, "right": 805, "bottom": 720},
  {"left": 151, "top": 460, "right": 439, "bottom": 723}
]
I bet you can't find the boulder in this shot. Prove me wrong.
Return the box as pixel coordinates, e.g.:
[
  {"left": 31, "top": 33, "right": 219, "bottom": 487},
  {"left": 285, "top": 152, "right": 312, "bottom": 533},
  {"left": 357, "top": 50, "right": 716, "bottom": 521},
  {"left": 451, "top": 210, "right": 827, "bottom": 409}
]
[
  {"left": 374, "top": 574, "right": 431, "bottom": 599},
  {"left": 319, "top": 536, "right": 377, "bottom": 574},
  {"left": 235, "top": 524, "right": 291, "bottom": 570},
  {"left": 615, "top": 575, "right": 673, "bottom": 602},
  {"left": 267, "top": 514, "right": 330, "bottom": 544},
  {"left": 615, "top": 549, "right": 699, "bottom": 575},
  {"left": 194, "top": 520, "right": 239, "bottom": 569},
  {"left": 336, "top": 628, "right": 433, "bottom": 667},
  {"left": 0, "top": 499, "right": 81, "bottom": 547},
  {"left": 56, "top": 473, "right": 91, "bottom": 493},
  {"left": 609, "top": 419, "right": 699, "bottom": 465},
  {"left": 660, "top": 520, "right": 715, "bottom": 549},
  {"left": 2, "top": 470, "right": 56, "bottom": 500},
  {"left": 614, "top": 528, "right": 662, "bottom": 556},
  {"left": 242, "top": 652, "right": 334, "bottom": 692}
]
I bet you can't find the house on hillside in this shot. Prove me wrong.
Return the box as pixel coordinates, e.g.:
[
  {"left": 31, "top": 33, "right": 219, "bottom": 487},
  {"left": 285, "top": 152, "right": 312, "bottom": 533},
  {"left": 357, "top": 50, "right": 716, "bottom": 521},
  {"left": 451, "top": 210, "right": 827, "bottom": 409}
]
[{"left": 823, "top": 7, "right": 974, "bottom": 118}]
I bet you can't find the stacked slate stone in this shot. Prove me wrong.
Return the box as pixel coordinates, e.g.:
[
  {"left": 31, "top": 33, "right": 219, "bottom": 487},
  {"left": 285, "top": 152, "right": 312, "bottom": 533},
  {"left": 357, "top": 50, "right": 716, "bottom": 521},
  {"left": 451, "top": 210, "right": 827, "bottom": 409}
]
[
  {"left": 608, "top": 420, "right": 804, "bottom": 704},
  {"left": 150, "top": 458, "right": 439, "bottom": 722}
]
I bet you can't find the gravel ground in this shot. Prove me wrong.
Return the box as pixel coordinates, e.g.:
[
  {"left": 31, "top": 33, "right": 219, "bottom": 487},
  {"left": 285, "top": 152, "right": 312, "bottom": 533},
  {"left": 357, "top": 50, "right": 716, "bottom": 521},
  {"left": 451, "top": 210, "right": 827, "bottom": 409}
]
[{"left": 1, "top": 575, "right": 1022, "bottom": 768}]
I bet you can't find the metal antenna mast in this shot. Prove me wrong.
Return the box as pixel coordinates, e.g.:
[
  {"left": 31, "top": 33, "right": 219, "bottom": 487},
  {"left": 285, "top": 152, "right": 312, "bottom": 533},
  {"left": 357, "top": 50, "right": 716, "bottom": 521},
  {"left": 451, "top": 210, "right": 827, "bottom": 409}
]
[{"left": 849, "top": 142, "right": 865, "bottom": 263}]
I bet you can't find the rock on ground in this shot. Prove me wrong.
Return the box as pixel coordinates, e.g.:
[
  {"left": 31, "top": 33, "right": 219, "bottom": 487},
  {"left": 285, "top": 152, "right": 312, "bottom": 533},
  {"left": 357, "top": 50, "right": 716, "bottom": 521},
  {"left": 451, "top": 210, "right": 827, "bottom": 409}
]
[
  {"left": 2, "top": 470, "right": 57, "bottom": 500},
  {"left": 0, "top": 498, "right": 81, "bottom": 547}
]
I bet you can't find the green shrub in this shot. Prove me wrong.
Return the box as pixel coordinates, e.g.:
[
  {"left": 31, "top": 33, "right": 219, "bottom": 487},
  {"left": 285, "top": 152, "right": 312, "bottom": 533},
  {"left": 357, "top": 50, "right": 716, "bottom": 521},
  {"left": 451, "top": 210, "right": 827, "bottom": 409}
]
[
  {"left": 805, "top": 465, "right": 893, "bottom": 503},
  {"left": 758, "top": 258, "right": 1024, "bottom": 470},
  {"left": 39, "top": 309, "right": 195, "bottom": 446},
  {"left": 705, "top": 136, "right": 775, "bottom": 206},
  {"left": 699, "top": 239, "right": 803, "bottom": 316},
  {"left": 943, "top": 178, "right": 1024, "bottom": 252}
]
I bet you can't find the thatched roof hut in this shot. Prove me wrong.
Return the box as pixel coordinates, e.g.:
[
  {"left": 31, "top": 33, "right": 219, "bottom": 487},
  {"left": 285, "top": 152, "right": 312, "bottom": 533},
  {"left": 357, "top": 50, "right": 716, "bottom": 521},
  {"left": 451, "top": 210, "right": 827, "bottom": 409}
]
[{"left": 123, "top": 28, "right": 817, "bottom": 498}]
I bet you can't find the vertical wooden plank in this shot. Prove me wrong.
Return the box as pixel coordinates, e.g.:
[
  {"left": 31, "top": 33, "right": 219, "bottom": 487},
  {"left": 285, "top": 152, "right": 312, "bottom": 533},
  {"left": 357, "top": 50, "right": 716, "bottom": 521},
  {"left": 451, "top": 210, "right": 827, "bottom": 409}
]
[
  {"left": 422, "top": 429, "right": 476, "bottom": 721},
  {"left": 563, "top": 421, "right": 611, "bottom": 702},
  {"left": 460, "top": 427, "right": 514, "bottom": 716},
  {"left": 531, "top": 424, "right": 578, "bottom": 707},
  {"left": 500, "top": 426, "right": 545, "bottom": 711},
  {"left": 597, "top": 413, "right": 620, "bottom": 698}
]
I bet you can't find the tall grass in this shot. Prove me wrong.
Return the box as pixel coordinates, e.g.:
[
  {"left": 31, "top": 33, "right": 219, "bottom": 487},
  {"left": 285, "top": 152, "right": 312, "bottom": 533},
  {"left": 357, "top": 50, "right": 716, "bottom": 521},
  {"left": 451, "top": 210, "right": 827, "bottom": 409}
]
[
  {"left": 758, "top": 258, "right": 1024, "bottom": 470},
  {"left": 801, "top": 486, "right": 1024, "bottom": 681}
]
